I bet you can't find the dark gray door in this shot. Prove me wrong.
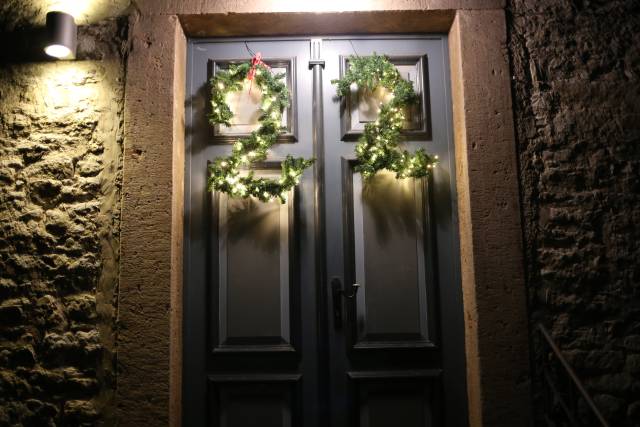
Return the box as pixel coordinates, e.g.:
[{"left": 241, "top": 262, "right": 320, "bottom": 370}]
[{"left": 184, "top": 36, "right": 467, "bottom": 427}]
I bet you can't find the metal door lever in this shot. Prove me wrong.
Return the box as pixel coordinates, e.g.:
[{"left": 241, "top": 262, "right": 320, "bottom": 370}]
[{"left": 331, "top": 277, "right": 360, "bottom": 329}]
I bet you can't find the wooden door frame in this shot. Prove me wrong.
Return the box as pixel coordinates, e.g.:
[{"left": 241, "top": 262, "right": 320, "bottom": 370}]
[{"left": 118, "top": 3, "right": 531, "bottom": 427}]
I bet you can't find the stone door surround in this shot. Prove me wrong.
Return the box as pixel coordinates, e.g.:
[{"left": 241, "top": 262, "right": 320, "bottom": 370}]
[{"left": 118, "top": 2, "right": 530, "bottom": 426}]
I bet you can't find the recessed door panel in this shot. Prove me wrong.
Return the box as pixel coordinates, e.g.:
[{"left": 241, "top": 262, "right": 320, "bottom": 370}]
[
  {"left": 209, "top": 374, "right": 301, "bottom": 427},
  {"left": 214, "top": 176, "right": 295, "bottom": 352},
  {"left": 225, "top": 197, "right": 282, "bottom": 340},
  {"left": 210, "top": 58, "right": 298, "bottom": 143},
  {"left": 340, "top": 55, "right": 431, "bottom": 141},
  {"left": 348, "top": 371, "right": 440, "bottom": 427},
  {"left": 344, "top": 165, "right": 436, "bottom": 350}
]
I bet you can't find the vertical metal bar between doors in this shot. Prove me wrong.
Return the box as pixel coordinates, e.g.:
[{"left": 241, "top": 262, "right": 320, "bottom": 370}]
[{"left": 309, "top": 38, "right": 328, "bottom": 425}]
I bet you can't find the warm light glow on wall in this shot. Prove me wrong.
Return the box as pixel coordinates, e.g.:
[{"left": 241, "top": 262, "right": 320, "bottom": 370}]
[
  {"left": 251, "top": 0, "right": 376, "bottom": 12},
  {"left": 41, "top": 0, "right": 130, "bottom": 25},
  {"left": 296, "top": 0, "right": 374, "bottom": 11},
  {"left": 46, "top": 0, "right": 97, "bottom": 21},
  {"left": 39, "top": 64, "right": 99, "bottom": 120}
]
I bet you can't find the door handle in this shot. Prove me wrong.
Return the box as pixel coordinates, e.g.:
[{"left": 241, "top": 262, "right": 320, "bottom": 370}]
[{"left": 331, "top": 277, "right": 360, "bottom": 329}]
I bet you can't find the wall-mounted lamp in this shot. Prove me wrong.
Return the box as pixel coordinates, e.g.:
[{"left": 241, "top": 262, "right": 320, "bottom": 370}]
[{"left": 44, "top": 11, "right": 77, "bottom": 60}]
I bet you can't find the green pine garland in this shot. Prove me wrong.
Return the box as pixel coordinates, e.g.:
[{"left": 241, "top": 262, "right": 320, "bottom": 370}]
[
  {"left": 331, "top": 53, "right": 438, "bottom": 179},
  {"left": 208, "top": 61, "right": 314, "bottom": 203}
]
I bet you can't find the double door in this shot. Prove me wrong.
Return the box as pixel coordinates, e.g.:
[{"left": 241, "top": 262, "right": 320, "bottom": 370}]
[{"left": 184, "top": 36, "right": 467, "bottom": 427}]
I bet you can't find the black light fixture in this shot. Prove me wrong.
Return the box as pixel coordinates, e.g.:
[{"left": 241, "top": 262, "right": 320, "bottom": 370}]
[{"left": 44, "top": 11, "right": 77, "bottom": 60}]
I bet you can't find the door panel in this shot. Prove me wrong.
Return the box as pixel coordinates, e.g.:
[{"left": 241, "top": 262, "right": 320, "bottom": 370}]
[
  {"left": 210, "top": 58, "right": 298, "bottom": 143},
  {"left": 348, "top": 372, "right": 439, "bottom": 427},
  {"left": 213, "top": 168, "right": 296, "bottom": 353},
  {"left": 208, "top": 374, "right": 301, "bottom": 427},
  {"left": 185, "top": 36, "right": 466, "bottom": 427},
  {"left": 340, "top": 55, "right": 431, "bottom": 141},
  {"left": 343, "top": 167, "right": 437, "bottom": 350}
]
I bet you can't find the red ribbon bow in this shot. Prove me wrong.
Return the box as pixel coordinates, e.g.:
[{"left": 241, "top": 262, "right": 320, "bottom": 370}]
[{"left": 247, "top": 52, "right": 269, "bottom": 93}]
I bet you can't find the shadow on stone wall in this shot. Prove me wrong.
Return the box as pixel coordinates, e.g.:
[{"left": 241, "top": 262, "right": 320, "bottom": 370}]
[{"left": 508, "top": 0, "right": 640, "bottom": 425}]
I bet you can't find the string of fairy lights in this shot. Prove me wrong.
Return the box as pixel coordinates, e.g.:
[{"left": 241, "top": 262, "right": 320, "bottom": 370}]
[
  {"left": 207, "top": 60, "right": 314, "bottom": 203},
  {"left": 207, "top": 53, "right": 437, "bottom": 202},
  {"left": 332, "top": 53, "right": 438, "bottom": 179}
]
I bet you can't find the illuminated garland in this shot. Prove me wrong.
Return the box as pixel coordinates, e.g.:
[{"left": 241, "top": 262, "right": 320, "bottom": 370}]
[
  {"left": 207, "top": 58, "right": 314, "bottom": 203},
  {"left": 331, "top": 53, "right": 438, "bottom": 179}
]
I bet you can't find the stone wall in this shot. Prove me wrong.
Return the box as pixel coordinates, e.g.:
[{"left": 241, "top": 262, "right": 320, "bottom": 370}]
[
  {"left": 508, "top": 0, "right": 640, "bottom": 425},
  {"left": 0, "top": 17, "right": 127, "bottom": 425}
]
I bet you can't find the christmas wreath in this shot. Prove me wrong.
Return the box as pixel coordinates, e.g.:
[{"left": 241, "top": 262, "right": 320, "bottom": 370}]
[
  {"left": 207, "top": 53, "right": 314, "bottom": 203},
  {"left": 331, "top": 53, "right": 438, "bottom": 179}
]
